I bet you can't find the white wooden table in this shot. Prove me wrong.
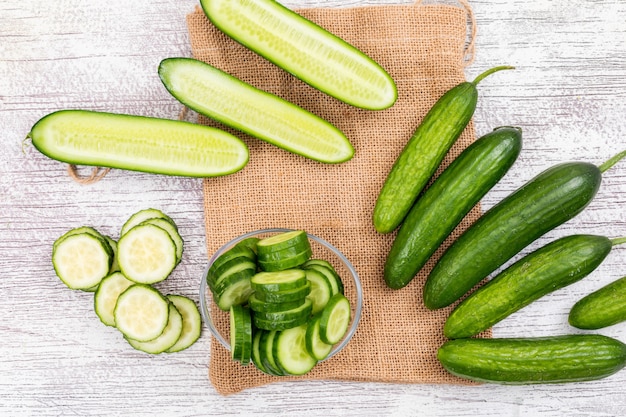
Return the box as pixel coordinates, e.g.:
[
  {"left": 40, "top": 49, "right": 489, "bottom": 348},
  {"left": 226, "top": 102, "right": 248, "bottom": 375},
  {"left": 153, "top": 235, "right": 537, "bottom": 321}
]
[{"left": 2, "top": 0, "right": 626, "bottom": 415}]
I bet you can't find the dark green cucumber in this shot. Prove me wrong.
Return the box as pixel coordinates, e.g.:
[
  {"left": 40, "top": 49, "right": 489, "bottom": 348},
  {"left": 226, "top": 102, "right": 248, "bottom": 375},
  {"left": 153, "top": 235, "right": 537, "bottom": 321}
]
[
  {"left": 444, "top": 234, "right": 620, "bottom": 339},
  {"left": 569, "top": 273, "right": 626, "bottom": 330},
  {"left": 373, "top": 66, "right": 514, "bottom": 234},
  {"left": 438, "top": 335, "right": 626, "bottom": 384},
  {"left": 199, "top": 0, "right": 397, "bottom": 110},
  {"left": 384, "top": 126, "right": 522, "bottom": 289},
  {"left": 424, "top": 150, "right": 626, "bottom": 310}
]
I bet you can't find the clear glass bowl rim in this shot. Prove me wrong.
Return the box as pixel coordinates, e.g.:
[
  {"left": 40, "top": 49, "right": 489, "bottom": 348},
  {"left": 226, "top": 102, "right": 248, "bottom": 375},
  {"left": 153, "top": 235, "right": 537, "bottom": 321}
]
[{"left": 199, "top": 228, "right": 363, "bottom": 361}]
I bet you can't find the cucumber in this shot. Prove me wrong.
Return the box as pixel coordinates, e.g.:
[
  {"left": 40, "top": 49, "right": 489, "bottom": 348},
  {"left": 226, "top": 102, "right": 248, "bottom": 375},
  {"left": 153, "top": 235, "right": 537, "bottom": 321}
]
[
  {"left": 114, "top": 284, "right": 170, "bottom": 342},
  {"left": 165, "top": 295, "right": 202, "bottom": 353},
  {"left": 318, "top": 293, "right": 351, "bottom": 345},
  {"left": 251, "top": 329, "right": 269, "bottom": 374},
  {"left": 372, "top": 66, "right": 514, "bottom": 234},
  {"left": 424, "top": 150, "right": 626, "bottom": 310},
  {"left": 28, "top": 110, "right": 249, "bottom": 177},
  {"left": 305, "top": 314, "right": 333, "bottom": 361},
  {"left": 139, "top": 218, "right": 184, "bottom": 265},
  {"left": 121, "top": 208, "right": 176, "bottom": 237},
  {"left": 126, "top": 303, "right": 183, "bottom": 354},
  {"left": 198, "top": 0, "right": 397, "bottom": 110},
  {"left": 384, "top": 126, "right": 522, "bottom": 289},
  {"left": 259, "top": 329, "right": 284, "bottom": 375},
  {"left": 569, "top": 274, "right": 626, "bottom": 330},
  {"left": 52, "top": 232, "right": 113, "bottom": 290},
  {"left": 94, "top": 272, "right": 135, "bottom": 327},
  {"left": 215, "top": 276, "right": 255, "bottom": 311},
  {"left": 273, "top": 324, "right": 318, "bottom": 376},
  {"left": 438, "top": 335, "right": 626, "bottom": 384},
  {"left": 117, "top": 223, "right": 178, "bottom": 285},
  {"left": 230, "top": 305, "right": 253, "bottom": 364},
  {"left": 257, "top": 230, "right": 309, "bottom": 253},
  {"left": 159, "top": 58, "right": 353, "bottom": 164},
  {"left": 303, "top": 268, "right": 333, "bottom": 314},
  {"left": 444, "top": 234, "right": 620, "bottom": 339},
  {"left": 302, "top": 261, "right": 344, "bottom": 296}
]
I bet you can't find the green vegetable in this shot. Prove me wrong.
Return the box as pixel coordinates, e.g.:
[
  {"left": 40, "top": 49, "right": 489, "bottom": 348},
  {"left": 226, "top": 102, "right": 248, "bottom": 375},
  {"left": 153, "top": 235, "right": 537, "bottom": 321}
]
[
  {"left": 438, "top": 335, "right": 626, "bottom": 384},
  {"left": 569, "top": 274, "right": 626, "bottom": 329},
  {"left": 384, "top": 126, "right": 522, "bottom": 289},
  {"left": 373, "top": 66, "right": 514, "bottom": 234},
  {"left": 444, "top": 234, "right": 624, "bottom": 339},
  {"left": 198, "top": 0, "right": 397, "bottom": 110},
  {"left": 159, "top": 58, "right": 354, "bottom": 163},
  {"left": 424, "top": 150, "right": 626, "bottom": 310},
  {"left": 28, "top": 110, "right": 249, "bottom": 177}
]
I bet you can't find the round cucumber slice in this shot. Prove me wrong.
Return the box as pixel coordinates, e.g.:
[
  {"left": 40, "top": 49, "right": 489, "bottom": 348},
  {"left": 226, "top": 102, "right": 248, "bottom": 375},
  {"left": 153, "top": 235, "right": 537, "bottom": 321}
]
[
  {"left": 139, "top": 218, "right": 184, "bottom": 265},
  {"left": 257, "top": 230, "right": 310, "bottom": 252},
  {"left": 52, "top": 232, "right": 113, "bottom": 290},
  {"left": 304, "top": 268, "right": 333, "bottom": 314},
  {"left": 126, "top": 303, "right": 183, "bottom": 354},
  {"left": 252, "top": 281, "right": 311, "bottom": 304},
  {"left": 121, "top": 208, "right": 176, "bottom": 236},
  {"left": 117, "top": 224, "right": 177, "bottom": 284},
  {"left": 114, "top": 284, "right": 169, "bottom": 342},
  {"left": 319, "top": 293, "right": 351, "bottom": 345},
  {"left": 248, "top": 293, "right": 305, "bottom": 313},
  {"left": 273, "top": 324, "right": 318, "bottom": 376},
  {"left": 94, "top": 272, "right": 135, "bottom": 327},
  {"left": 254, "top": 299, "right": 313, "bottom": 324},
  {"left": 166, "top": 295, "right": 202, "bottom": 353},
  {"left": 305, "top": 314, "right": 333, "bottom": 361},
  {"left": 251, "top": 269, "right": 307, "bottom": 293}
]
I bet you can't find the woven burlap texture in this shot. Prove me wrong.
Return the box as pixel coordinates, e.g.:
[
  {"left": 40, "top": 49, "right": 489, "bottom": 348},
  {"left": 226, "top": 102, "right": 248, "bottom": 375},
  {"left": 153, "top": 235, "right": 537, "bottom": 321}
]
[{"left": 187, "top": 1, "right": 488, "bottom": 395}]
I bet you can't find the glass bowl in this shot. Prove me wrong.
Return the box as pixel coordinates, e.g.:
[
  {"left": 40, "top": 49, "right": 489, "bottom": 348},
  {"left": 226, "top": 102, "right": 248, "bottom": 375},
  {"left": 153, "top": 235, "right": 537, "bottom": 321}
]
[{"left": 199, "top": 228, "right": 363, "bottom": 361}]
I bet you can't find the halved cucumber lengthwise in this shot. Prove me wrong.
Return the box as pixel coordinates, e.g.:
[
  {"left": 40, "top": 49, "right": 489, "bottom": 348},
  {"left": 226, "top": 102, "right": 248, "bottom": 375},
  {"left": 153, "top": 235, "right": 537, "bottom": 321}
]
[
  {"left": 198, "top": 0, "right": 397, "bottom": 110},
  {"left": 159, "top": 58, "right": 354, "bottom": 164},
  {"left": 28, "top": 110, "right": 249, "bottom": 177}
]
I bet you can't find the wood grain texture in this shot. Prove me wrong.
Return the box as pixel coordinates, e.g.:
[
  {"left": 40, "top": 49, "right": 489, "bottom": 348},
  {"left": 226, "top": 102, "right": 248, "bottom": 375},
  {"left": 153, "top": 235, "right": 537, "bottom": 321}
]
[{"left": 1, "top": 0, "right": 625, "bottom": 415}]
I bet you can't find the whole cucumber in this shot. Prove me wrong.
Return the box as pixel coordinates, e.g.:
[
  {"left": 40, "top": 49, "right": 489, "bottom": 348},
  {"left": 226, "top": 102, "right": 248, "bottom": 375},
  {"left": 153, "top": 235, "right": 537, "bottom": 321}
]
[
  {"left": 569, "top": 273, "right": 626, "bottom": 330},
  {"left": 438, "top": 335, "right": 626, "bottom": 384},
  {"left": 373, "top": 66, "right": 514, "bottom": 234},
  {"left": 384, "top": 126, "right": 522, "bottom": 289},
  {"left": 444, "top": 234, "right": 620, "bottom": 339},
  {"left": 423, "top": 150, "right": 626, "bottom": 310}
]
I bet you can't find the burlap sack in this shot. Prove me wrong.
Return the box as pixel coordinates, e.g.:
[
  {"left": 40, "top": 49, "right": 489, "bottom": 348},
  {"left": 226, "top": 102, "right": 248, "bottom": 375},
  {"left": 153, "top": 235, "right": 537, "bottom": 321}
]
[{"left": 187, "top": 0, "right": 486, "bottom": 395}]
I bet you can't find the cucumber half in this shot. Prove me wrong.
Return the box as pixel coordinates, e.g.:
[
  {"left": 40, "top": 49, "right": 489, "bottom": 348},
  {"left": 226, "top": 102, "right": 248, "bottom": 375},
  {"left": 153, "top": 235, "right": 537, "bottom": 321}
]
[
  {"left": 158, "top": 57, "right": 354, "bottom": 164},
  {"left": 28, "top": 110, "right": 249, "bottom": 177},
  {"left": 198, "top": 0, "right": 397, "bottom": 110}
]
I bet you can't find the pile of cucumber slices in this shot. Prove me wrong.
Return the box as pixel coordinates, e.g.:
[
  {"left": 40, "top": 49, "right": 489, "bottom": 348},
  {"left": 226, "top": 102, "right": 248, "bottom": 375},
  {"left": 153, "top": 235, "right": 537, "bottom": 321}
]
[
  {"left": 207, "top": 230, "right": 352, "bottom": 375},
  {"left": 51, "top": 208, "right": 201, "bottom": 354}
]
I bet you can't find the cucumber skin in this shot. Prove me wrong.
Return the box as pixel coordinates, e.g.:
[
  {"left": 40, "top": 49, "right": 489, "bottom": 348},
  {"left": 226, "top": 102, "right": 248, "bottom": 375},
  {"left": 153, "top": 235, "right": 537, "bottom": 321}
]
[
  {"left": 437, "top": 335, "right": 626, "bottom": 384},
  {"left": 569, "top": 275, "right": 626, "bottom": 330},
  {"left": 384, "top": 126, "right": 522, "bottom": 289},
  {"left": 423, "top": 161, "right": 602, "bottom": 310},
  {"left": 444, "top": 235, "right": 613, "bottom": 339},
  {"left": 373, "top": 81, "right": 477, "bottom": 234}
]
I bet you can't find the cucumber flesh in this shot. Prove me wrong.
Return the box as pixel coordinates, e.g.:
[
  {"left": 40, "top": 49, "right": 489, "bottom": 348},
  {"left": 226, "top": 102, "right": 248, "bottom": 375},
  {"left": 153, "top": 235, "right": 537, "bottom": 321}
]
[
  {"left": 305, "top": 314, "right": 333, "bottom": 361},
  {"left": 159, "top": 58, "right": 354, "bottom": 163},
  {"left": 139, "top": 218, "right": 184, "bottom": 265},
  {"left": 251, "top": 269, "right": 308, "bottom": 293},
  {"left": 126, "top": 303, "right": 183, "bottom": 354},
  {"left": 273, "top": 324, "right": 318, "bottom": 375},
  {"left": 94, "top": 272, "right": 135, "bottom": 327},
  {"left": 52, "top": 233, "right": 112, "bottom": 290},
  {"left": 198, "top": 0, "right": 396, "bottom": 110},
  {"left": 29, "top": 110, "right": 249, "bottom": 177},
  {"left": 319, "top": 293, "right": 351, "bottom": 345},
  {"left": 166, "top": 295, "right": 202, "bottom": 353},
  {"left": 114, "top": 284, "right": 170, "bottom": 342}
]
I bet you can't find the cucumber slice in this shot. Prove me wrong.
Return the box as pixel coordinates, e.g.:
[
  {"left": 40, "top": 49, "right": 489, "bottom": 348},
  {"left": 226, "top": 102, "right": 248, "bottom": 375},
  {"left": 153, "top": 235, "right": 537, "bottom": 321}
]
[
  {"left": 198, "top": 0, "right": 397, "bottom": 110},
  {"left": 251, "top": 329, "right": 269, "bottom": 374},
  {"left": 213, "top": 269, "right": 256, "bottom": 297},
  {"left": 253, "top": 313, "right": 308, "bottom": 331},
  {"left": 252, "top": 281, "right": 311, "bottom": 304},
  {"left": 319, "top": 293, "right": 351, "bottom": 345},
  {"left": 258, "top": 248, "right": 312, "bottom": 272},
  {"left": 259, "top": 330, "right": 284, "bottom": 376},
  {"left": 126, "top": 303, "right": 183, "bottom": 354},
  {"left": 251, "top": 269, "right": 308, "bottom": 293},
  {"left": 304, "top": 268, "right": 333, "bottom": 314},
  {"left": 305, "top": 314, "right": 333, "bottom": 361},
  {"left": 230, "top": 305, "right": 252, "bottom": 362},
  {"left": 28, "top": 110, "right": 249, "bottom": 177},
  {"left": 302, "top": 263, "right": 344, "bottom": 296},
  {"left": 233, "top": 237, "right": 260, "bottom": 254},
  {"left": 257, "top": 230, "right": 309, "bottom": 253},
  {"left": 103, "top": 236, "right": 120, "bottom": 273},
  {"left": 254, "top": 299, "right": 312, "bottom": 324},
  {"left": 117, "top": 224, "right": 177, "bottom": 284},
  {"left": 211, "top": 258, "right": 257, "bottom": 292},
  {"left": 121, "top": 208, "right": 176, "bottom": 237},
  {"left": 53, "top": 226, "right": 107, "bottom": 251},
  {"left": 52, "top": 233, "right": 113, "bottom": 290},
  {"left": 166, "top": 295, "right": 202, "bottom": 353},
  {"left": 94, "top": 272, "right": 135, "bottom": 327},
  {"left": 248, "top": 293, "right": 305, "bottom": 313},
  {"left": 216, "top": 276, "right": 254, "bottom": 311},
  {"left": 138, "top": 218, "right": 184, "bottom": 264},
  {"left": 114, "top": 284, "right": 170, "bottom": 342},
  {"left": 207, "top": 246, "right": 256, "bottom": 289},
  {"left": 158, "top": 58, "right": 354, "bottom": 164},
  {"left": 273, "top": 324, "right": 318, "bottom": 375}
]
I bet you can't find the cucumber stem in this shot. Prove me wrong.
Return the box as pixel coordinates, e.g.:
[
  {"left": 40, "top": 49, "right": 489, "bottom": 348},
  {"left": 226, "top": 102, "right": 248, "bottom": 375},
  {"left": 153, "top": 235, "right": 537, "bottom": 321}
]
[
  {"left": 472, "top": 65, "right": 515, "bottom": 85},
  {"left": 610, "top": 236, "right": 626, "bottom": 246},
  {"left": 599, "top": 150, "right": 626, "bottom": 173}
]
